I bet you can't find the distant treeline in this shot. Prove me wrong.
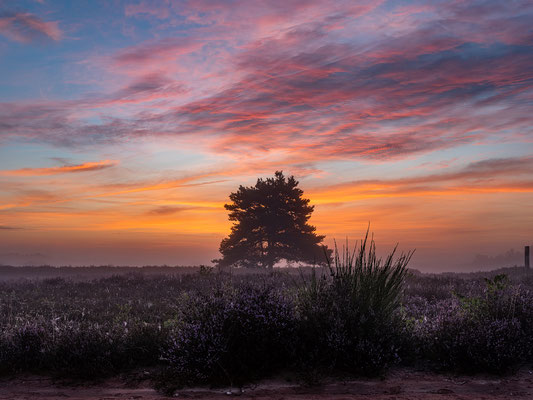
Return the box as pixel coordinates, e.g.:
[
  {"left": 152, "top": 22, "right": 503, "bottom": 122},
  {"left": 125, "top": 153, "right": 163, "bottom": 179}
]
[
  {"left": 0, "top": 264, "right": 323, "bottom": 281},
  {"left": 0, "top": 265, "right": 200, "bottom": 281}
]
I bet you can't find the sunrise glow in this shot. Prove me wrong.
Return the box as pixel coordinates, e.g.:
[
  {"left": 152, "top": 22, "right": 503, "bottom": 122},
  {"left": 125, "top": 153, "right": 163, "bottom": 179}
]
[{"left": 1, "top": 1, "right": 532, "bottom": 270}]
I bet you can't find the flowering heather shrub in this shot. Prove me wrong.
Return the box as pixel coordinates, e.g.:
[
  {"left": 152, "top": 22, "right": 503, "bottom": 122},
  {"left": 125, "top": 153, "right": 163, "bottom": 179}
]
[
  {"left": 512, "top": 289, "right": 533, "bottom": 347},
  {"left": 0, "top": 320, "right": 166, "bottom": 378},
  {"left": 160, "top": 282, "right": 296, "bottom": 390},
  {"left": 405, "top": 273, "right": 481, "bottom": 301},
  {"left": 49, "top": 323, "right": 163, "bottom": 377},
  {"left": 48, "top": 323, "right": 121, "bottom": 377},
  {"left": 2, "top": 268, "right": 533, "bottom": 386},
  {"left": 413, "top": 298, "right": 527, "bottom": 372},
  {"left": 121, "top": 323, "right": 167, "bottom": 366},
  {"left": 411, "top": 275, "right": 533, "bottom": 373},
  {"left": 0, "top": 323, "right": 49, "bottom": 373}
]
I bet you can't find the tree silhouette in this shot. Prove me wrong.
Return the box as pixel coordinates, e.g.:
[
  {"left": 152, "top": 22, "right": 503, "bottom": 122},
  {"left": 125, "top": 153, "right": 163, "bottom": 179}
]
[{"left": 214, "top": 171, "right": 332, "bottom": 268}]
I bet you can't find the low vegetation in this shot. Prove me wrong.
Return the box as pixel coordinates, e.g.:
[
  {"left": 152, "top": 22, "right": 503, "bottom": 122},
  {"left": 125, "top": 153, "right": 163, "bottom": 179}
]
[{"left": 1, "top": 253, "right": 533, "bottom": 394}]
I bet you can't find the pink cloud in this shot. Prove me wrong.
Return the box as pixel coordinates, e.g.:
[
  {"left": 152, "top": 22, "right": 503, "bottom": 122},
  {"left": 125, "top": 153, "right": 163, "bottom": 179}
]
[
  {"left": 0, "top": 11, "right": 61, "bottom": 42},
  {"left": 113, "top": 37, "right": 202, "bottom": 66},
  {"left": 1, "top": 0, "right": 532, "bottom": 167},
  {"left": 125, "top": 1, "right": 171, "bottom": 19}
]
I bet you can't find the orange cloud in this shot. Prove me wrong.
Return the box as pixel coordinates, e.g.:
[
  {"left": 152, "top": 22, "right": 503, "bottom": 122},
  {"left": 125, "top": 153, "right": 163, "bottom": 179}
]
[
  {"left": 309, "top": 157, "right": 533, "bottom": 205},
  {"left": 1, "top": 160, "right": 118, "bottom": 177}
]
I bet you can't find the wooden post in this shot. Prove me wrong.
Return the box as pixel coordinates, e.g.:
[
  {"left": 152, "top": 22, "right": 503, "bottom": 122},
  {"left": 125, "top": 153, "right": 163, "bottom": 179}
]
[{"left": 526, "top": 246, "right": 530, "bottom": 269}]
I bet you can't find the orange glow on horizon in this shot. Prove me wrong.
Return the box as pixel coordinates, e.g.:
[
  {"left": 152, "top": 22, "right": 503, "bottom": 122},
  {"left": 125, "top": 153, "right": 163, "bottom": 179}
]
[{"left": 0, "top": 160, "right": 118, "bottom": 176}]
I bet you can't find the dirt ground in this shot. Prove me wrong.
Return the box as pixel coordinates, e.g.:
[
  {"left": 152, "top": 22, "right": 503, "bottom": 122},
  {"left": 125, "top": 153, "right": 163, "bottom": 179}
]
[{"left": 1, "top": 368, "right": 533, "bottom": 400}]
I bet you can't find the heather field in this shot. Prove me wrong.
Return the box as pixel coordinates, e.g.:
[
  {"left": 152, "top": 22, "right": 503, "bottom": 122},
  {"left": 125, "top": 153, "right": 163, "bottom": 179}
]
[
  {"left": 1, "top": 246, "right": 533, "bottom": 397},
  {"left": 3, "top": 1, "right": 533, "bottom": 399}
]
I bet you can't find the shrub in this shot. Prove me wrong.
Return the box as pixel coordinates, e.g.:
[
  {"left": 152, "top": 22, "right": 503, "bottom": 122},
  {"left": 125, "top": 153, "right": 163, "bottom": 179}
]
[
  {"left": 413, "top": 275, "right": 532, "bottom": 373},
  {"left": 0, "top": 320, "right": 167, "bottom": 379},
  {"left": 49, "top": 322, "right": 167, "bottom": 378},
  {"left": 4, "top": 265, "right": 533, "bottom": 386},
  {"left": 0, "top": 324, "right": 49, "bottom": 374},
  {"left": 296, "top": 230, "right": 412, "bottom": 377},
  {"left": 159, "top": 282, "right": 296, "bottom": 391},
  {"left": 121, "top": 323, "right": 167, "bottom": 367},
  {"left": 48, "top": 323, "right": 119, "bottom": 378}
]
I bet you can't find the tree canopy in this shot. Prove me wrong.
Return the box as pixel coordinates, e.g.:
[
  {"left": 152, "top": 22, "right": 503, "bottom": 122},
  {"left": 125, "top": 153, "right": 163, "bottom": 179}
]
[{"left": 214, "top": 171, "right": 331, "bottom": 268}]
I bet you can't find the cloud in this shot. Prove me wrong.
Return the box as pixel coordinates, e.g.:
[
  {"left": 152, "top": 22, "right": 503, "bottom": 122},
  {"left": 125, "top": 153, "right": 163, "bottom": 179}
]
[
  {"left": 0, "top": 160, "right": 118, "bottom": 176},
  {"left": 0, "top": 72, "right": 189, "bottom": 146},
  {"left": 97, "top": 177, "right": 227, "bottom": 197},
  {"left": 0, "top": 11, "right": 61, "bottom": 42},
  {"left": 309, "top": 156, "right": 533, "bottom": 204},
  {"left": 148, "top": 206, "right": 192, "bottom": 215},
  {"left": 113, "top": 37, "right": 201, "bottom": 66},
  {"left": 107, "top": 73, "right": 189, "bottom": 105},
  {"left": 125, "top": 1, "right": 171, "bottom": 19},
  {"left": 178, "top": 0, "right": 380, "bottom": 37},
  {"left": 0, "top": 225, "right": 20, "bottom": 230},
  {"left": 340, "top": 156, "right": 533, "bottom": 188},
  {"left": 160, "top": 3, "right": 533, "bottom": 161},
  {"left": 0, "top": 0, "right": 532, "bottom": 166}
]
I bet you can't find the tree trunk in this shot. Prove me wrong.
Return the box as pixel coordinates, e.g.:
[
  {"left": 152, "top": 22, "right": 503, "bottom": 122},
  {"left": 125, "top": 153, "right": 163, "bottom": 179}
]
[{"left": 266, "top": 238, "right": 274, "bottom": 269}]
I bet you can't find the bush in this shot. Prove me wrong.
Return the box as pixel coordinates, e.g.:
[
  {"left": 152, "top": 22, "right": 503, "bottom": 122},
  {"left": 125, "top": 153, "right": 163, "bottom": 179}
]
[
  {"left": 0, "top": 324, "right": 49, "bottom": 374},
  {"left": 4, "top": 265, "right": 533, "bottom": 386},
  {"left": 159, "top": 282, "right": 296, "bottom": 391},
  {"left": 0, "top": 320, "right": 166, "bottom": 379},
  {"left": 296, "top": 231, "right": 412, "bottom": 378},
  {"left": 48, "top": 323, "right": 119, "bottom": 378},
  {"left": 413, "top": 275, "right": 532, "bottom": 373},
  {"left": 50, "top": 322, "right": 167, "bottom": 378}
]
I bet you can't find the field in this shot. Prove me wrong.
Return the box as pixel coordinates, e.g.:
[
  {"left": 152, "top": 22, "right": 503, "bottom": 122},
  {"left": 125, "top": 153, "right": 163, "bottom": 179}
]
[{"left": 1, "top": 258, "right": 533, "bottom": 399}]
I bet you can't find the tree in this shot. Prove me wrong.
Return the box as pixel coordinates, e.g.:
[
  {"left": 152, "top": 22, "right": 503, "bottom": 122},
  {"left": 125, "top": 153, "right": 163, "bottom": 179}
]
[{"left": 214, "top": 171, "right": 332, "bottom": 269}]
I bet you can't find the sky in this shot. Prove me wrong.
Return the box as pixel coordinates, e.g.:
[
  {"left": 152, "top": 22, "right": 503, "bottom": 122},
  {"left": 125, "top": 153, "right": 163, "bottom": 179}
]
[{"left": 0, "top": 0, "right": 532, "bottom": 271}]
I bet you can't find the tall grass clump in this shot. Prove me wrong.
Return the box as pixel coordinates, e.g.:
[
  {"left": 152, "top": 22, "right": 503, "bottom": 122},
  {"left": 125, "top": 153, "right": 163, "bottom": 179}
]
[{"left": 296, "top": 229, "right": 413, "bottom": 378}]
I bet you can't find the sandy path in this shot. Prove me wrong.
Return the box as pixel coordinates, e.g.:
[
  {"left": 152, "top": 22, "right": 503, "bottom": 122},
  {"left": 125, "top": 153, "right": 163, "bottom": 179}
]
[{"left": 1, "top": 369, "right": 533, "bottom": 399}]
